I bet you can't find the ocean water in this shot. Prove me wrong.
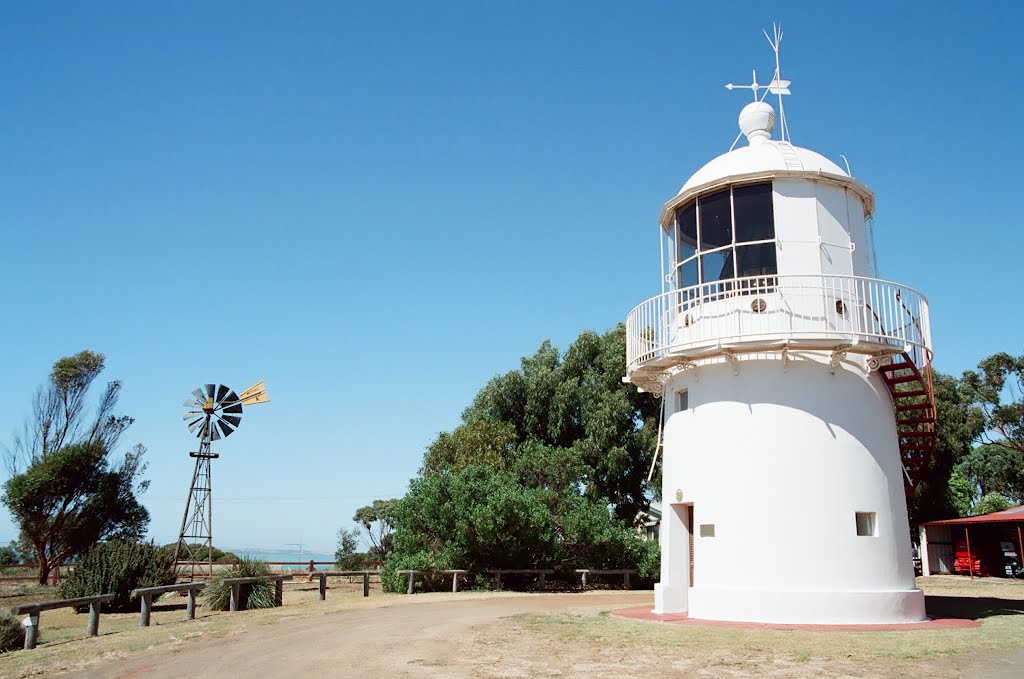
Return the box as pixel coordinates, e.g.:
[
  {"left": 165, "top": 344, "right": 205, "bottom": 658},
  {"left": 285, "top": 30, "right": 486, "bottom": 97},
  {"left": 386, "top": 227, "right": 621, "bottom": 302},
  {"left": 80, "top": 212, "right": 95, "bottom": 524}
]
[{"left": 229, "top": 550, "right": 336, "bottom": 570}]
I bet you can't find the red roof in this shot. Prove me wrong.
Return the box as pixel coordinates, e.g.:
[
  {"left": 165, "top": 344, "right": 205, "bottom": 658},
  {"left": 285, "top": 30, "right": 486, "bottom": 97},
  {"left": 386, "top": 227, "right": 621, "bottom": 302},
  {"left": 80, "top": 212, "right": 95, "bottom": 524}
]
[{"left": 922, "top": 505, "right": 1024, "bottom": 526}]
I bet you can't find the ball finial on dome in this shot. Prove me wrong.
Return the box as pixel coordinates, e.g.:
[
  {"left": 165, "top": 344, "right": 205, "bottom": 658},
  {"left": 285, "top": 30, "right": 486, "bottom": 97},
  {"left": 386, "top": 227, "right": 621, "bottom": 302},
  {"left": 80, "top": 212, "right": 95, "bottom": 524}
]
[{"left": 739, "top": 101, "right": 776, "bottom": 144}]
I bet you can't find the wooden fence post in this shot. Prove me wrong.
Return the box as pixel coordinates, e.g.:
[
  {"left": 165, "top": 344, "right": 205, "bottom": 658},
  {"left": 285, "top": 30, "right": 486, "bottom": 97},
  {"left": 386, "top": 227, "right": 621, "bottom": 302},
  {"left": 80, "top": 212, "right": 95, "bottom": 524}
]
[
  {"left": 139, "top": 593, "right": 152, "bottom": 627},
  {"left": 87, "top": 601, "right": 102, "bottom": 637},
  {"left": 451, "top": 573, "right": 458, "bottom": 593},
  {"left": 624, "top": 572, "right": 630, "bottom": 589},
  {"left": 229, "top": 584, "right": 240, "bottom": 611},
  {"left": 22, "top": 612, "right": 38, "bottom": 650},
  {"left": 187, "top": 588, "right": 198, "bottom": 620},
  {"left": 362, "top": 573, "right": 369, "bottom": 598},
  {"left": 274, "top": 578, "right": 284, "bottom": 607},
  {"left": 538, "top": 572, "right": 546, "bottom": 590},
  {"left": 406, "top": 572, "right": 414, "bottom": 595},
  {"left": 319, "top": 574, "right": 327, "bottom": 601}
]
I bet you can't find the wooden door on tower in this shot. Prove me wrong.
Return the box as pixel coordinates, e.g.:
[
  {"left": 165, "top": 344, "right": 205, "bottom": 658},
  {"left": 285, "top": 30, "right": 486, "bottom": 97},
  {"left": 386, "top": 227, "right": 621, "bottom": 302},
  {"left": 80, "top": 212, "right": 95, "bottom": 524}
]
[{"left": 688, "top": 505, "right": 694, "bottom": 586}]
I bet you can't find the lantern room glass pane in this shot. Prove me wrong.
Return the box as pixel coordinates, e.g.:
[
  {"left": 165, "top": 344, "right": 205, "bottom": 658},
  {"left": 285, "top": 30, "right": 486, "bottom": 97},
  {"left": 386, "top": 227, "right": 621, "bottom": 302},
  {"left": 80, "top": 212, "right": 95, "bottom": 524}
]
[
  {"left": 698, "top": 188, "right": 732, "bottom": 249},
  {"left": 672, "top": 182, "right": 777, "bottom": 289},
  {"left": 680, "top": 257, "right": 698, "bottom": 289},
  {"left": 733, "top": 183, "right": 775, "bottom": 243},
  {"left": 676, "top": 202, "right": 697, "bottom": 248},
  {"left": 736, "top": 243, "right": 777, "bottom": 278},
  {"left": 701, "top": 250, "right": 734, "bottom": 286},
  {"left": 675, "top": 223, "right": 696, "bottom": 282}
]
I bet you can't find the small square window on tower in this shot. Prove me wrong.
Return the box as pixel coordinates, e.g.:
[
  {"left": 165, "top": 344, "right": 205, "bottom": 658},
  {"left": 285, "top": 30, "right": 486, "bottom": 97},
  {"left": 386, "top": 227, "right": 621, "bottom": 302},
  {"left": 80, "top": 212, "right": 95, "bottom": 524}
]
[
  {"left": 677, "top": 389, "right": 689, "bottom": 412},
  {"left": 699, "top": 524, "right": 715, "bottom": 537},
  {"left": 855, "top": 512, "right": 877, "bottom": 537}
]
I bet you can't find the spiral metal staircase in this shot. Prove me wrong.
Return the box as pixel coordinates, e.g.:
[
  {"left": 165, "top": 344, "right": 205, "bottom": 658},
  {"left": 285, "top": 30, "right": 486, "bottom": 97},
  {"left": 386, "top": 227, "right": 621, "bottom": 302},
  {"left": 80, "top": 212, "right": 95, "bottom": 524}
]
[{"left": 876, "top": 351, "right": 937, "bottom": 496}]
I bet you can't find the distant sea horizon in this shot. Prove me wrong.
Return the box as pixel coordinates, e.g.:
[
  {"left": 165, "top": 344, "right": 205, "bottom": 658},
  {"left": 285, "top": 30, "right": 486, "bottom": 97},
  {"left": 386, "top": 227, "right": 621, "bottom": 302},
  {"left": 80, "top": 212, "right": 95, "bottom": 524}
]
[{"left": 227, "top": 547, "right": 336, "bottom": 568}]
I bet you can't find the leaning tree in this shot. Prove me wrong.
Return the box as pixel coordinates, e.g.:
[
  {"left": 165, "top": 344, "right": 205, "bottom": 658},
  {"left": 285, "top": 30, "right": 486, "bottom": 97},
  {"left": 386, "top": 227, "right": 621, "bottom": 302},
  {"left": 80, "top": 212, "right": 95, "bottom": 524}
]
[{"left": 2, "top": 351, "right": 150, "bottom": 584}]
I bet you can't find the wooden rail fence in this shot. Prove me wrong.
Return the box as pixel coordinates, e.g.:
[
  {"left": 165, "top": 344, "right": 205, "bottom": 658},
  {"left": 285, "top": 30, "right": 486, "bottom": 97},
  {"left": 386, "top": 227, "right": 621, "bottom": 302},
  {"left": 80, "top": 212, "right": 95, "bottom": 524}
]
[
  {"left": 222, "top": 574, "right": 292, "bottom": 611},
  {"left": 309, "top": 571, "right": 375, "bottom": 599},
  {"left": 396, "top": 569, "right": 467, "bottom": 594},
  {"left": 11, "top": 594, "right": 114, "bottom": 650},
  {"left": 575, "top": 569, "right": 636, "bottom": 589},
  {"left": 131, "top": 582, "right": 207, "bottom": 626},
  {"left": 0, "top": 563, "right": 70, "bottom": 586},
  {"left": 489, "top": 569, "right": 555, "bottom": 591}
]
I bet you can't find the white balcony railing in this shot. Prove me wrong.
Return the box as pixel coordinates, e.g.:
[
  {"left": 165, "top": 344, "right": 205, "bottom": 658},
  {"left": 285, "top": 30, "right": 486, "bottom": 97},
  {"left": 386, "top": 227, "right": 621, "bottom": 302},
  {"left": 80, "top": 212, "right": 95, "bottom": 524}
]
[{"left": 626, "top": 274, "right": 931, "bottom": 374}]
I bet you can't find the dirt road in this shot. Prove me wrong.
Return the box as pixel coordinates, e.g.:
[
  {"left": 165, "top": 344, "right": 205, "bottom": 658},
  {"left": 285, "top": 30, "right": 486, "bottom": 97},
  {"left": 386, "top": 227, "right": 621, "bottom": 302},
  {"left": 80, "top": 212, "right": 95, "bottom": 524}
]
[
  {"left": 65, "top": 591, "right": 649, "bottom": 679},
  {"left": 59, "top": 591, "right": 1024, "bottom": 679}
]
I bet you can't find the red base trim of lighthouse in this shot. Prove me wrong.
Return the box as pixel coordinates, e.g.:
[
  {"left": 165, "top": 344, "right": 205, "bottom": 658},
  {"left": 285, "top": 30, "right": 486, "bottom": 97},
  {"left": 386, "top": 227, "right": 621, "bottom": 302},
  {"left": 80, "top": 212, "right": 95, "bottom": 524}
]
[{"left": 612, "top": 606, "right": 981, "bottom": 631}]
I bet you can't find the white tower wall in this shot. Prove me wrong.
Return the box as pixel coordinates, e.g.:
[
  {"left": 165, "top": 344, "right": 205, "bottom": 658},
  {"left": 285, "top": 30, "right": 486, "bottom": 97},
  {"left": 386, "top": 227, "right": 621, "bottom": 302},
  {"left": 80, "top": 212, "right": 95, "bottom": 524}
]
[{"left": 655, "top": 356, "right": 925, "bottom": 624}]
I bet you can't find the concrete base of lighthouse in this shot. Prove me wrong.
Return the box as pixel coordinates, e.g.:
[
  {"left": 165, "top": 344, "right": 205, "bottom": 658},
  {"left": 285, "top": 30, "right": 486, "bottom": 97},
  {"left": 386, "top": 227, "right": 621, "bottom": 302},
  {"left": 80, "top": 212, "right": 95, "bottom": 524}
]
[
  {"left": 655, "top": 585, "right": 925, "bottom": 625},
  {"left": 653, "top": 355, "right": 927, "bottom": 625}
]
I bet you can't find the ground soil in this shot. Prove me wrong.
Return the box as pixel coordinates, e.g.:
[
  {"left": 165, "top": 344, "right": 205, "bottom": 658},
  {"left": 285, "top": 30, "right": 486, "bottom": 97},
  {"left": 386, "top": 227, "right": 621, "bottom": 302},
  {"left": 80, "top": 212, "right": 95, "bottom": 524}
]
[{"left": 41, "top": 589, "right": 1024, "bottom": 679}]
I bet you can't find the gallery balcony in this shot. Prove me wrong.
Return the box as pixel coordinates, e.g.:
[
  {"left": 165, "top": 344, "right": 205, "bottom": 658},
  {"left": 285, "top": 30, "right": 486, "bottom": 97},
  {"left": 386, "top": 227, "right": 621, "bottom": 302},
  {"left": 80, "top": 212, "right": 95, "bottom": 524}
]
[{"left": 625, "top": 274, "right": 931, "bottom": 394}]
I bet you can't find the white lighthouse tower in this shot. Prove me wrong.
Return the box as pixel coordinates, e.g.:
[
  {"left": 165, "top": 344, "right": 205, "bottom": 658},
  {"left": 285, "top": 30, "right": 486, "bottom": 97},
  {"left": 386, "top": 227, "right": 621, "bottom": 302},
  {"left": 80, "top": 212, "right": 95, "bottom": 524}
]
[{"left": 625, "top": 30, "right": 935, "bottom": 624}]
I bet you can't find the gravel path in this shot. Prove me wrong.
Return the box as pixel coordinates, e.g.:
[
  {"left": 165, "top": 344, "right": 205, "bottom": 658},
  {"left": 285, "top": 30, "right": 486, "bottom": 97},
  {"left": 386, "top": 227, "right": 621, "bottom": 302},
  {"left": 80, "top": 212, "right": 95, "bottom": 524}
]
[
  {"left": 64, "top": 592, "right": 649, "bottom": 679},
  {"left": 58, "top": 591, "right": 1024, "bottom": 679}
]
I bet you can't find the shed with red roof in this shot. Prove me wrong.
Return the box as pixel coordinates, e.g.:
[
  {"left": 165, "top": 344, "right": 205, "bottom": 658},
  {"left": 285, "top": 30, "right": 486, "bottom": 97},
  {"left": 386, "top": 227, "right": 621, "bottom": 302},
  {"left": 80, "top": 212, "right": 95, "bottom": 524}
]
[{"left": 919, "top": 506, "right": 1024, "bottom": 577}]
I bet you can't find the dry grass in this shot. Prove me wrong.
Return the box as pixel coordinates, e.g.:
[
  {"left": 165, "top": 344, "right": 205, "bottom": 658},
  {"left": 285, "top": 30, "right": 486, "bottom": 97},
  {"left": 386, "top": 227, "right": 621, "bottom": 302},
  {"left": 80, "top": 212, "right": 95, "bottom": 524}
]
[
  {"left": 0, "top": 577, "right": 387, "bottom": 678},
  {"left": 0, "top": 576, "right": 1021, "bottom": 678},
  {"left": 516, "top": 576, "right": 1024, "bottom": 664}
]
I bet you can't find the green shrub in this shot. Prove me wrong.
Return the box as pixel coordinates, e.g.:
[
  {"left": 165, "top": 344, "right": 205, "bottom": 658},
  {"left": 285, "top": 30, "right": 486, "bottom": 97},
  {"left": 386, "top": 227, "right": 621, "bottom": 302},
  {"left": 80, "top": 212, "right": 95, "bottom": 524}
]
[
  {"left": 159, "top": 543, "right": 239, "bottom": 564},
  {"left": 0, "top": 612, "right": 24, "bottom": 652},
  {"left": 381, "top": 551, "right": 455, "bottom": 593},
  {"left": 59, "top": 540, "right": 176, "bottom": 612},
  {"left": 202, "top": 556, "right": 274, "bottom": 611},
  {"left": 0, "top": 542, "right": 19, "bottom": 566}
]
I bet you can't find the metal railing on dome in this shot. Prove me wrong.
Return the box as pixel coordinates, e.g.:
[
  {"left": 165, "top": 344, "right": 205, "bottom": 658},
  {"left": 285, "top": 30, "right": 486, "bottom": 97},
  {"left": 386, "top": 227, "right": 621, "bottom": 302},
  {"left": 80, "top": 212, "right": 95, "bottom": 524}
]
[{"left": 626, "top": 274, "right": 931, "bottom": 371}]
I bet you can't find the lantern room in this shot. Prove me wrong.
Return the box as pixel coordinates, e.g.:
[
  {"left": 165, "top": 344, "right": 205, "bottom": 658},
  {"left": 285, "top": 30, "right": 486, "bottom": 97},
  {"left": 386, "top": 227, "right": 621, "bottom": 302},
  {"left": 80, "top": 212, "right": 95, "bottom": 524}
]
[{"left": 661, "top": 101, "right": 877, "bottom": 293}]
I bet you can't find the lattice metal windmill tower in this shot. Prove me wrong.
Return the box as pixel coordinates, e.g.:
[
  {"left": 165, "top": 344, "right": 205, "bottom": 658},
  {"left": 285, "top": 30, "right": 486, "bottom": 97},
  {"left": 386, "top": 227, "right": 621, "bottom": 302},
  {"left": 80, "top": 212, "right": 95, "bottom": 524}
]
[
  {"left": 625, "top": 27, "right": 935, "bottom": 624},
  {"left": 174, "top": 381, "right": 270, "bottom": 579}
]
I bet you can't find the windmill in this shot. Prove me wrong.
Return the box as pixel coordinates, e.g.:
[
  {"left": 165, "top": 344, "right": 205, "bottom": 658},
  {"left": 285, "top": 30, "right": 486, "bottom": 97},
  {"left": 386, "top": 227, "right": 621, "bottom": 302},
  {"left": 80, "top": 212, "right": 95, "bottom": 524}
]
[{"left": 173, "top": 381, "right": 270, "bottom": 579}]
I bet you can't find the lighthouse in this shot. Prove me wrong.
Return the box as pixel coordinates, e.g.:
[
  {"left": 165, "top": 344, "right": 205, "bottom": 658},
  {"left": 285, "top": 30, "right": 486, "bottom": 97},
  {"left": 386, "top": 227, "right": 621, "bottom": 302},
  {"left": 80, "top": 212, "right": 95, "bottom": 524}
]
[{"left": 625, "top": 30, "right": 935, "bottom": 624}]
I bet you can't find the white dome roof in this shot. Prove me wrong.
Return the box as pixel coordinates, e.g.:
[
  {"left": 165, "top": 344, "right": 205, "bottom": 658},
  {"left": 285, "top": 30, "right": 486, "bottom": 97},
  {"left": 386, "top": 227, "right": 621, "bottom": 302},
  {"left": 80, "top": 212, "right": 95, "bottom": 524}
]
[
  {"left": 678, "top": 140, "right": 848, "bottom": 195},
  {"left": 658, "top": 101, "right": 875, "bottom": 226}
]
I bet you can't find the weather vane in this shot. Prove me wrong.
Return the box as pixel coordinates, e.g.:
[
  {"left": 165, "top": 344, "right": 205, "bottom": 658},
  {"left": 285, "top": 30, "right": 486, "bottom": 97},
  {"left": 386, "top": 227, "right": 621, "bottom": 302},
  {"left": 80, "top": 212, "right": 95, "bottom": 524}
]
[{"left": 725, "top": 23, "right": 792, "bottom": 147}]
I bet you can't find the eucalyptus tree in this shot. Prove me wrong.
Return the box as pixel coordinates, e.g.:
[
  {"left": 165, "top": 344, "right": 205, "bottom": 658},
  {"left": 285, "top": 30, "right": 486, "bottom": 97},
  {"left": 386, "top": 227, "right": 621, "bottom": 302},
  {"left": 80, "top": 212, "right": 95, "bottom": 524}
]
[{"left": 2, "top": 351, "right": 150, "bottom": 584}]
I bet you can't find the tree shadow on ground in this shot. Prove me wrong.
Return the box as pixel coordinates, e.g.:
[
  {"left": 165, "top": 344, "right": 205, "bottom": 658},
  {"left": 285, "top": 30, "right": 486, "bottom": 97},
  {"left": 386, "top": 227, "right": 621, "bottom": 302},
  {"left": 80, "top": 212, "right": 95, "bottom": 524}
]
[{"left": 926, "top": 595, "right": 1024, "bottom": 619}]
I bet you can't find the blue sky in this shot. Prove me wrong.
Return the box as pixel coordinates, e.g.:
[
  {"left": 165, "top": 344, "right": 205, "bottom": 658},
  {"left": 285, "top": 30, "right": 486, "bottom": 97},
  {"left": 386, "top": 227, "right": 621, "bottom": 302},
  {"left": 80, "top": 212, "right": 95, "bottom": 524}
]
[{"left": 1, "top": 2, "right": 1021, "bottom": 553}]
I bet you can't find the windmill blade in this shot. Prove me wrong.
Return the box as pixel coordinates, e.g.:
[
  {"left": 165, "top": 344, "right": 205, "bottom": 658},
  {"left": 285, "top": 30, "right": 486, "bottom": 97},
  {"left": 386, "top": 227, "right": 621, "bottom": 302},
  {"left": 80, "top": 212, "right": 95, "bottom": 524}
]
[
  {"left": 240, "top": 380, "right": 270, "bottom": 405},
  {"left": 215, "top": 384, "right": 230, "bottom": 403},
  {"left": 209, "top": 423, "right": 222, "bottom": 441},
  {"left": 191, "top": 388, "right": 204, "bottom": 400},
  {"left": 188, "top": 418, "right": 205, "bottom": 434},
  {"left": 220, "top": 414, "right": 241, "bottom": 428},
  {"left": 216, "top": 418, "right": 235, "bottom": 438},
  {"left": 205, "top": 384, "right": 217, "bottom": 398},
  {"left": 183, "top": 397, "right": 203, "bottom": 408},
  {"left": 215, "top": 390, "right": 243, "bottom": 413},
  {"left": 183, "top": 411, "right": 204, "bottom": 421}
]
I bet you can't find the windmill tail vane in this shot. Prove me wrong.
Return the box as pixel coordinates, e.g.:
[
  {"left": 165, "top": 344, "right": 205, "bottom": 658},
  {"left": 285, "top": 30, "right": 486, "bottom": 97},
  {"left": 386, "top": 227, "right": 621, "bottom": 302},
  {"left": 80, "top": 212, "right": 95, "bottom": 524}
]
[{"left": 239, "top": 380, "right": 271, "bottom": 405}]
